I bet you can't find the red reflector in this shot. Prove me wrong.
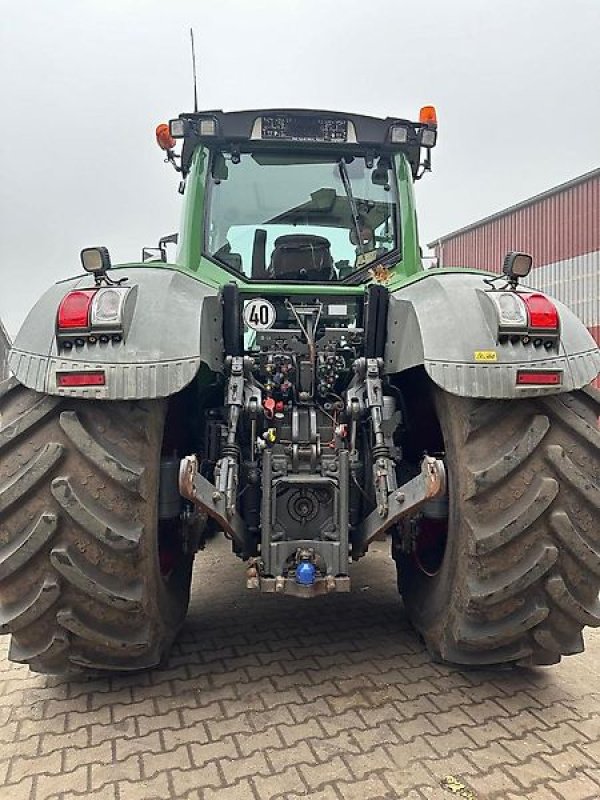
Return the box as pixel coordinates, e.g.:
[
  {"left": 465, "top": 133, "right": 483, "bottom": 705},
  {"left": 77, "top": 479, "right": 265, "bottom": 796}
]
[
  {"left": 57, "top": 290, "right": 97, "bottom": 330},
  {"left": 57, "top": 371, "right": 106, "bottom": 387},
  {"left": 521, "top": 293, "right": 559, "bottom": 329},
  {"left": 516, "top": 370, "right": 562, "bottom": 386}
]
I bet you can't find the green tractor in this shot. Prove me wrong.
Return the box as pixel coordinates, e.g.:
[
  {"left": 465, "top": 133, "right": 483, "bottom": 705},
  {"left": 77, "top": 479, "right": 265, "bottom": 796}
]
[{"left": 1, "top": 107, "right": 599, "bottom": 675}]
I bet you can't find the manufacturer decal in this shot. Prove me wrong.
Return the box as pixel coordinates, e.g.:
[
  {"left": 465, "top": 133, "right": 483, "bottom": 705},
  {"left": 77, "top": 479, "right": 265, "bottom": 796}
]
[
  {"left": 474, "top": 350, "right": 497, "bottom": 362},
  {"left": 243, "top": 298, "right": 276, "bottom": 330}
]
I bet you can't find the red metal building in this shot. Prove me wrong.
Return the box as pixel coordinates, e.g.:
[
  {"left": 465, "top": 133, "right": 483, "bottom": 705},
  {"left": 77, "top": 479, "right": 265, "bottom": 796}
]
[{"left": 429, "top": 167, "right": 600, "bottom": 385}]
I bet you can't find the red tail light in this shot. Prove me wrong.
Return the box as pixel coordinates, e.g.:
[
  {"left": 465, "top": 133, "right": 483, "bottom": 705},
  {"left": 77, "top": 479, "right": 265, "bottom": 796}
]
[
  {"left": 57, "top": 290, "right": 97, "bottom": 330},
  {"left": 521, "top": 293, "right": 559, "bottom": 330}
]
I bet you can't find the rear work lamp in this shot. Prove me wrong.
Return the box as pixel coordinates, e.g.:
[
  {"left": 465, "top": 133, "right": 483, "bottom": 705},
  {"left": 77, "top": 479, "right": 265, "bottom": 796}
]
[
  {"left": 390, "top": 124, "right": 410, "bottom": 144},
  {"left": 169, "top": 118, "right": 187, "bottom": 138},
  {"left": 503, "top": 251, "right": 533, "bottom": 283},
  {"left": 81, "top": 246, "right": 111, "bottom": 275},
  {"left": 80, "top": 246, "right": 127, "bottom": 287},
  {"left": 198, "top": 117, "right": 218, "bottom": 136},
  {"left": 420, "top": 128, "right": 437, "bottom": 148}
]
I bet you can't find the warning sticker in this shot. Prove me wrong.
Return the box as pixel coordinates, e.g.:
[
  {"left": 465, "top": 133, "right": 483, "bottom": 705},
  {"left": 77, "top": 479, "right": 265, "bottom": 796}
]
[{"left": 474, "top": 351, "right": 497, "bottom": 362}]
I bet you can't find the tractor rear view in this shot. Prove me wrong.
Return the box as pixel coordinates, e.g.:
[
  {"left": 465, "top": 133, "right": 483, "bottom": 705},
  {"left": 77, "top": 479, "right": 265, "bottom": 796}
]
[{"left": 1, "top": 106, "right": 599, "bottom": 675}]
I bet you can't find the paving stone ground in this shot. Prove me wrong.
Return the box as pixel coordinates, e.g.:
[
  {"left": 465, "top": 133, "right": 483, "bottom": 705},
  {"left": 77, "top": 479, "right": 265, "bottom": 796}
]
[{"left": 1, "top": 535, "right": 599, "bottom": 800}]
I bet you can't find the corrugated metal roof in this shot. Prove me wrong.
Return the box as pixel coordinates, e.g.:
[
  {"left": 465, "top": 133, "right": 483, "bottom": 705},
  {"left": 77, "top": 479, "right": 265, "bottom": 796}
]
[{"left": 427, "top": 166, "right": 600, "bottom": 248}]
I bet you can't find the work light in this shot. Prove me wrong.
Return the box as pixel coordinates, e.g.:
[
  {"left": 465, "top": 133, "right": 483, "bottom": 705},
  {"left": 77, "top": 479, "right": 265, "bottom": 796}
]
[
  {"left": 420, "top": 128, "right": 437, "bottom": 148},
  {"left": 503, "top": 251, "right": 533, "bottom": 280},
  {"left": 198, "top": 117, "right": 217, "bottom": 136},
  {"left": 169, "top": 118, "right": 187, "bottom": 138},
  {"left": 81, "top": 247, "right": 111, "bottom": 275},
  {"left": 390, "top": 124, "right": 409, "bottom": 144}
]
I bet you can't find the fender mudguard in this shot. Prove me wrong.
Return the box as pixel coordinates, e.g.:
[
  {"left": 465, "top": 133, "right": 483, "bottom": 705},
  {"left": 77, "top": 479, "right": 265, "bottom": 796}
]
[
  {"left": 385, "top": 272, "right": 600, "bottom": 398},
  {"left": 9, "top": 267, "right": 223, "bottom": 399}
]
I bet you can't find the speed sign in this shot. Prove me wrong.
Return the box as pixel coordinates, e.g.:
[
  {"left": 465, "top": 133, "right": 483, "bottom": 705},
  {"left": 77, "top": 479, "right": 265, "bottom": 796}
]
[{"left": 243, "top": 298, "right": 276, "bottom": 330}]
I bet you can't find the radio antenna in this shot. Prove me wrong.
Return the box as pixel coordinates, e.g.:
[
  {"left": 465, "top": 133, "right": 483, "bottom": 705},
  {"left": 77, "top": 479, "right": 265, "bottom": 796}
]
[{"left": 190, "top": 27, "right": 198, "bottom": 112}]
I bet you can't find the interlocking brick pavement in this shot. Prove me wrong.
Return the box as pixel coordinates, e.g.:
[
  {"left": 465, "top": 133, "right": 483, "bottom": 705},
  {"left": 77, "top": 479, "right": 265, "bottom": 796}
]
[{"left": 1, "top": 536, "right": 600, "bottom": 800}]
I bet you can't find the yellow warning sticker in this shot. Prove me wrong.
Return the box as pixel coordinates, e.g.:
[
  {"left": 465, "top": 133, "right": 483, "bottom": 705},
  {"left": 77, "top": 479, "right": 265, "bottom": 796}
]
[{"left": 474, "top": 350, "right": 497, "bottom": 362}]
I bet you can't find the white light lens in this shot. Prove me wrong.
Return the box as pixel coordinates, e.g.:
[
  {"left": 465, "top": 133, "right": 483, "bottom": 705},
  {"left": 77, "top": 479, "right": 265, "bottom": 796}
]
[
  {"left": 421, "top": 128, "right": 437, "bottom": 148},
  {"left": 169, "top": 119, "right": 186, "bottom": 138},
  {"left": 91, "top": 288, "right": 129, "bottom": 327},
  {"left": 489, "top": 292, "right": 529, "bottom": 327},
  {"left": 390, "top": 125, "right": 409, "bottom": 144},
  {"left": 199, "top": 118, "right": 217, "bottom": 136}
]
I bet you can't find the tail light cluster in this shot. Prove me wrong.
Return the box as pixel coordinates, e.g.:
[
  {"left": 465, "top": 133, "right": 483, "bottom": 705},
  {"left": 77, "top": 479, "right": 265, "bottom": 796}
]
[
  {"left": 488, "top": 291, "right": 559, "bottom": 349},
  {"left": 56, "top": 287, "right": 131, "bottom": 349}
]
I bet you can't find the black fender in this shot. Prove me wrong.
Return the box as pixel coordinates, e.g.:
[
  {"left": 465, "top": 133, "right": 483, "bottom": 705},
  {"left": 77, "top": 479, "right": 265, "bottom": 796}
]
[
  {"left": 385, "top": 272, "right": 600, "bottom": 398},
  {"left": 8, "top": 267, "right": 223, "bottom": 399}
]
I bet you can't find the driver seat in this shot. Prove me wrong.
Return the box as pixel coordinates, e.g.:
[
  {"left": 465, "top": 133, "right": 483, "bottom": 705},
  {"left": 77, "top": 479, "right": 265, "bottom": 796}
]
[{"left": 270, "top": 234, "right": 334, "bottom": 281}]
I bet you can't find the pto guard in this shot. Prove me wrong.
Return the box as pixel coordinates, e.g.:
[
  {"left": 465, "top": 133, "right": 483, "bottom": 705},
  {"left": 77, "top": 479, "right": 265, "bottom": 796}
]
[
  {"left": 8, "top": 268, "right": 222, "bottom": 399},
  {"left": 385, "top": 272, "right": 600, "bottom": 398}
]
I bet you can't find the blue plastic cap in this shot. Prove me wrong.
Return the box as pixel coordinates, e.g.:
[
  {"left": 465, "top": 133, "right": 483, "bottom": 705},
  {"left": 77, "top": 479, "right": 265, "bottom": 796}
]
[{"left": 295, "top": 560, "right": 317, "bottom": 586}]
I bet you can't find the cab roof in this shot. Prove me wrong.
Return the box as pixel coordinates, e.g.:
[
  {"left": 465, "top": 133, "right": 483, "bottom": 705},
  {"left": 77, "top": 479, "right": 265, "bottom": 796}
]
[{"left": 174, "top": 108, "right": 435, "bottom": 179}]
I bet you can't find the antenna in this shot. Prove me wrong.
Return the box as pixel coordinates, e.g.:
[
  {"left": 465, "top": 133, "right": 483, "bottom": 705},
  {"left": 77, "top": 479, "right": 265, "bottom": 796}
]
[{"left": 190, "top": 27, "right": 198, "bottom": 113}]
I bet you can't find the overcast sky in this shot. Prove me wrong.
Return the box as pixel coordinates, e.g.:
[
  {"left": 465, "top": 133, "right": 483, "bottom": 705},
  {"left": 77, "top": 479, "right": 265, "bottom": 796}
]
[{"left": 1, "top": 0, "right": 599, "bottom": 336}]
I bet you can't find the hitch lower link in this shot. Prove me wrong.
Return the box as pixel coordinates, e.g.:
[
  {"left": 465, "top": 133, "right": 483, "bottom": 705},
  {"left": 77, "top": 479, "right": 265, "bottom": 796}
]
[
  {"left": 348, "top": 358, "right": 446, "bottom": 558},
  {"left": 353, "top": 454, "right": 446, "bottom": 559},
  {"left": 179, "top": 357, "right": 259, "bottom": 557}
]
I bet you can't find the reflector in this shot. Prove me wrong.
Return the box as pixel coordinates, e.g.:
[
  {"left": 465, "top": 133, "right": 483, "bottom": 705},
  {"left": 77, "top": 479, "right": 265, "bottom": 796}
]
[
  {"left": 57, "top": 371, "right": 106, "bottom": 387},
  {"left": 57, "top": 290, "right": 96, "bottom": 330},
  {"left": 516, "top": 370, "right": 562, "bottom": 386}
]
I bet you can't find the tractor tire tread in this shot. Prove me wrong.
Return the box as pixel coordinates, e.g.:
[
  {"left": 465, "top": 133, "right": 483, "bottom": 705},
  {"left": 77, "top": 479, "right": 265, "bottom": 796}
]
[
  {"left": 0, "top": 381, "right": 188, "bottom": 674},
  {"left": 402, "top": 385, "right": 600, "bottom": 667}
]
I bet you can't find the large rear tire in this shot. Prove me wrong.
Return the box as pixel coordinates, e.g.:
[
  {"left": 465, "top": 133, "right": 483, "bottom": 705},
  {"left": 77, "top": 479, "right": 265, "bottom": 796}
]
[
  {"left": 0, "top": 378, "right": 193, "bottom": 674},
  {"left": 398, "top": 384, "right": 600, "bottom": 666}
]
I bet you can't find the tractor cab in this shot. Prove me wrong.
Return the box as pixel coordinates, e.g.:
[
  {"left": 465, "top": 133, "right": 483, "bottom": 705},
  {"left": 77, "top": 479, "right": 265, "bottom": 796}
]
[{"left": 157, "top": 108, "right": 439, "bottom": 283}]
